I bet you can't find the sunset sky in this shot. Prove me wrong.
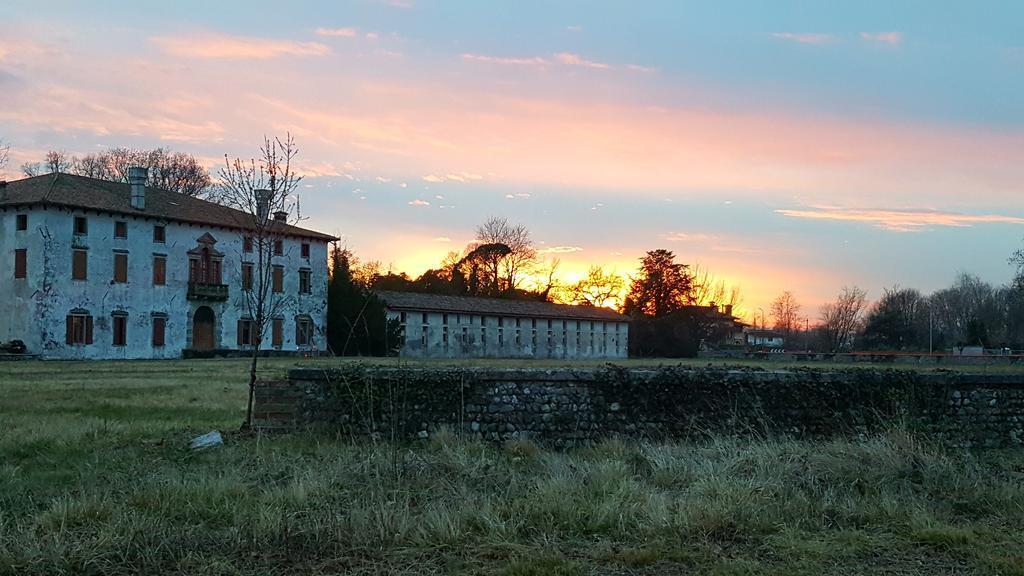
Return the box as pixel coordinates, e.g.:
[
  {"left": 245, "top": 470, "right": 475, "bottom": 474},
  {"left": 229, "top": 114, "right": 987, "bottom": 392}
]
[{"left": 2, "top": 1, "right": 1023, "bottom": 320}]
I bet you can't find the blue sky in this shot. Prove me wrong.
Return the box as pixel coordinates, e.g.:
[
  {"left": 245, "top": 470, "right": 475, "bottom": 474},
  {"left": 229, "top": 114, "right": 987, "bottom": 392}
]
[{"left": 2, "top": 0, "right": 1022, "bottom": 316}]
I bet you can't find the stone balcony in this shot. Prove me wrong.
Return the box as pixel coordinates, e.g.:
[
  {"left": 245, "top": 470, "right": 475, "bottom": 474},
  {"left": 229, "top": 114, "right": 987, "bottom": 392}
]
[{"left": 187, "top": 282, "right": 229, "bottom": 302}]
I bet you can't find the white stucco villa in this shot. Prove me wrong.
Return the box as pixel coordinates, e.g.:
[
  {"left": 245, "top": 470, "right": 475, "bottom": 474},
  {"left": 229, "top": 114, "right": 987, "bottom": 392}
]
[{"left": 0, "top": 169, "right": 336, "bottom": 359}]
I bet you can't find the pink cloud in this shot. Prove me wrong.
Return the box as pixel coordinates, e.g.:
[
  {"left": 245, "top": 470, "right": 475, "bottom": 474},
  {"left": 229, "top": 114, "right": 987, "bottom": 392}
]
[
  {"left": 860, "top": 32, "right": 902, "bottom": 45},
  {"left": 151, "top": 34, "right": 331, "bottom": 59},
  {"left": 775, "top": 207, "right": 1024, "bottom": 232},
  {"left": 771, "top": 32, "right": 836, "bottom": 45},
  {"left": 461, "top": 53, "right": 548, "bottom": 67},
  {"left": 626, "top": 64, "right": 657, "bottom": 73},
  {"left": 554, "top": 52, "right": 610, "bottom": 69},
  {"left": 315, "top": 27, "right": 358, "bottom": 38}
]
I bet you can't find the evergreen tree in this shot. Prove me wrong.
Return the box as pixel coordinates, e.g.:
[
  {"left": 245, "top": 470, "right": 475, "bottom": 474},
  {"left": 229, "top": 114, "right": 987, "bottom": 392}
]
[{"left": 326, "top": 247, "right": 402, "bottom": 356}]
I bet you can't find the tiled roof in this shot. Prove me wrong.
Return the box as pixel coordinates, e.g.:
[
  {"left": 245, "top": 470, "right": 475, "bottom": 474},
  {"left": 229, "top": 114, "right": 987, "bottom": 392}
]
[
  {"left": 0, "top": 172, "right": 337, "bottom": 241},
  {"left": 375, "top": 290, "right": 630, "bottom": 322}
]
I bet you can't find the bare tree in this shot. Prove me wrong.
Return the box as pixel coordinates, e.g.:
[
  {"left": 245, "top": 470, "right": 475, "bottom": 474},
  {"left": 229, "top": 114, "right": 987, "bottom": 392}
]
[
  {"left": 0, "top": 139, "right": 8, "bottom": 171},
  {"left": 770, "top": 290, "right": 801, "bottom": 338},
  {"left": 566, "top": 265, "right": 626, "bottom": 308},
  {"left": 219, "top": 133, "right": 304, "bottom": 429},
  {"left": 688, "top": 263, "right": 743, "bottom": 308},
  {"left": 473, "top": 216, "right": 537, "bottom": 292},
  {"left": 82, "top": 147, "right": 213, "bottom": 197},
  {"left": 1012, "top": 241, "right": 1024, "bottom": 292},
  {"left": 19, "top": 146, "right": 213, "bottom": 197},
  {"left": 22, "top": 150, "right": 75, "bottom": 176},
  {"left": 819, "top": 286, "right": 868, "bottom": 351}
]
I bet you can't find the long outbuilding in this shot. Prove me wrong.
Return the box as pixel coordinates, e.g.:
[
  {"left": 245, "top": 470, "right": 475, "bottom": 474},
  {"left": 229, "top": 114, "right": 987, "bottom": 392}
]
[{"left": 376, "top": 290, "right": 630, "bottom": 359}]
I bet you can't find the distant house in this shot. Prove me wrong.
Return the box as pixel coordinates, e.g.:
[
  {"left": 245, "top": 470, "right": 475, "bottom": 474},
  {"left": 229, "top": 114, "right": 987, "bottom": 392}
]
[
  {"left": 745, "top": 329, "right": 785, "bottom": 349},
  {"left": 686, "top": 303, "right": 747, "bottom": 349},
  {"left": 376, "top": 291, "right": 630, "bottom": 359},
  {"left": 0, "top": 171, "right": 336, "bottom": 359}
]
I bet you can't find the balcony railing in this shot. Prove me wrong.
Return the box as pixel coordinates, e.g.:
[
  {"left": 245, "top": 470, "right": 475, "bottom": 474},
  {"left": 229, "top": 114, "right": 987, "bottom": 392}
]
[{"left": 187, "top": 282, "right": 229, "bottom": 301}]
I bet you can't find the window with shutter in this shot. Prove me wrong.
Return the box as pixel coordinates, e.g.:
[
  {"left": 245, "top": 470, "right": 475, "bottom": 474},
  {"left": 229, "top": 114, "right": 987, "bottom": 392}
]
[
  {"left": 273, "top": 239, "right": 283, "bottom": 256},
  {"left": 66, "top": 310, "right": 93, "bottom": 345},
  {"left": 16, "top": 214, "right": 27, "bottom": 231},
  {"left": 272, "top": 265, "right": 284, "bottom": 293},
  {"left": 114, "top": 221, "right": 127, "bottom": 239},
  {"left": 237, "top": 319, "right": 254, "bottom": 346},
  {"left": 153, "top": 255, "right": 166, "bottom": 285},
  {"left": 301, "top": 243, "right": 310, "bottom": 258},
  {"left": 14, "top": 249, "right": 26, "bottom": 279},
  {"left": 272, "top": 318, "right": 283, "bottom": 347},
  {"left": 153, "top": 225, "right": 166, "bottom": 243},
  {"left": 242, "top": 263, "right": 253, "bottom": 290},
  {"left": 112, "top": 313, "right": 127, "bottom": 346},
  {"left": 72, "top": 249, "right": 88, "bottom": 280},
  {"left": 113, "top": 252, "right": 128, "bottom": 283},
  {"left": 152, "top": 315, "right": 166, "bottom": 347},
  {"left": 74, "top": 216, "right": 88, "bottom": 235},
  {"left": 298, "top": 269, "right": 311, "bottom": 294},
  {"left": 295, "top": 316, "right": 312, "bottom": 346}
]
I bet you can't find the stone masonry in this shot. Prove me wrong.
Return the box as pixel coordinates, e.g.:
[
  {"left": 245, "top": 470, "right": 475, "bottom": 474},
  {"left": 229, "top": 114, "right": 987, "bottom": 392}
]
[{"left": 254, "top": 366, "right": 1024, "bottom": 448}]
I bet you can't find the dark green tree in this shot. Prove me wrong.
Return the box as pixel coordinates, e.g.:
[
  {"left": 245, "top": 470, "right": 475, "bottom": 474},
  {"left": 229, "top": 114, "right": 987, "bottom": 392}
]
[
  {"left": 621, "top": 249, "right": 706, "bottom": 357},
  {"left": 861, "top": 287, "right": 925, "bottom": 350},
  {"left": 622, "top": 249, "right": 693, "bottom": 318},
  {"left": 326, "top": 246, "right": 402, "bottom": 356}
]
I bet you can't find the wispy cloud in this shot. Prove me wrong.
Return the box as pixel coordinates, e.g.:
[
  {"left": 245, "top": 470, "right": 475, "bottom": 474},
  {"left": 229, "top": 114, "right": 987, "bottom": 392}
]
[
  {"left": 315, "top": 27, "right": 357, "bottom": 38},
  {"left": 408, "top": 199, "right": 431, "bottom": 206},
  {"left": 461, "top": 53, "right": 548, "bottom": 67},
  {"left": 771, "top": 32, "right": 836, "bottom": 45},
  {"left": 860, "top": 31, "right": 902, "bottom": 45},
  {"left": 505, "top": 193, "right": 531, "bottom": 199},
  {"left": 433, "top": 236, "right": 451, "bottom": 242},
  {"left": 554, "top": 52, "right": 610, "bottom": 69},
  {"left": 663, "top": 232, "right": 720, "bottom": 243},
  {"left": 775, "top": 206, "right": 1024, "bottom": 232},
  {"left": 152, "top": 34, "right": 331, "bottom": 59},
  {"left": 463, "top": 51, "right": 646, "bottom": 73},
  {"left": 626, "top": 64, "right": 657, "bottom": 73},
  {"left": 539, "top": 246, "right": 583, "bottom": 254},
  {"left": 421, "top": 172, "right": 483, "bottom": 183}
]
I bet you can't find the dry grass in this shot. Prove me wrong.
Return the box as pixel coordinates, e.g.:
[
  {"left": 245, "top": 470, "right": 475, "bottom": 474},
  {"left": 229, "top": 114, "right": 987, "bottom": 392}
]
[{"left": 1, "top": 358, "right": 1023, "bottom": 575}]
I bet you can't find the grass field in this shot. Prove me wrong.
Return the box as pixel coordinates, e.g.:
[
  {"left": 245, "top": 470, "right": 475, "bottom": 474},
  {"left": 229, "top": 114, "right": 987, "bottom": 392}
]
[{"left": 2, "top": 358, "right": 1024, "bottom": 575}]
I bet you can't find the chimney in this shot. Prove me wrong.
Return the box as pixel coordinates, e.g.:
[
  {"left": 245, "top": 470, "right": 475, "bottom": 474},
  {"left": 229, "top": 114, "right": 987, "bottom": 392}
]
[
  {"left": 725, "top": 304, "right": 733, "bottom": 317},
  {"left": 255, "top": 189, "right": 272, "bottom": 222},
  {"left": 273, "top": 210, "right": 288, "bottom": 222},
  {"left": 128, "top": 166, "right": 147, "bottom": 210}
]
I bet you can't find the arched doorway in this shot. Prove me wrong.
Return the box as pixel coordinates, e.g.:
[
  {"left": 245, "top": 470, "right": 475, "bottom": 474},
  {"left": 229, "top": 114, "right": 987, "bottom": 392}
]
[{"left": 193, "top": 306, "right": 216, "bottom": 350}]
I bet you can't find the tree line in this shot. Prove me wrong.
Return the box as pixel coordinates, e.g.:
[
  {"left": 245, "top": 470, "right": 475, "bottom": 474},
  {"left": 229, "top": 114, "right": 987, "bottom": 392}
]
[
  {"left": 764, "top": 271, "right": 1024, "bottom": 353},
  {"left": 16, "top": 147, "right": 213, "bottom": 198}
]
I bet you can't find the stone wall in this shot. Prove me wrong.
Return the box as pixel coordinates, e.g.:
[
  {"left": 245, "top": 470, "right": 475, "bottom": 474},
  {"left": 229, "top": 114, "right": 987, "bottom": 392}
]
[{"left": 254, "top": 366, "right": 1024, "bottom": 448}]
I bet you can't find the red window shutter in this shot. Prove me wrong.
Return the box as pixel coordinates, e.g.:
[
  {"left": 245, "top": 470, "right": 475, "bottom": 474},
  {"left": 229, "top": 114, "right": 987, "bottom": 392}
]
[
  {"left": 114, "top": 254, "right": 128, "bottom": 283},
  {"left": 273, "top": 267, "right": 283, "bottom": 293},
  {"left": 272, "top": 318, "right": 283, "bottom": 347},
  {"left": 72, "top": 250, "right": 87, "bottom": 280},
  {"left": 66, "top": 316, "right": 74, "bottom": 345},
  {"left": 153, "top": 317, "right": 166, "bottom": 347},
  {"left": 14, "top": 249, "right": 26, "bottom": 279},
  {"left": 85, "top": 316, "right": 94, "bottom": 344}
]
